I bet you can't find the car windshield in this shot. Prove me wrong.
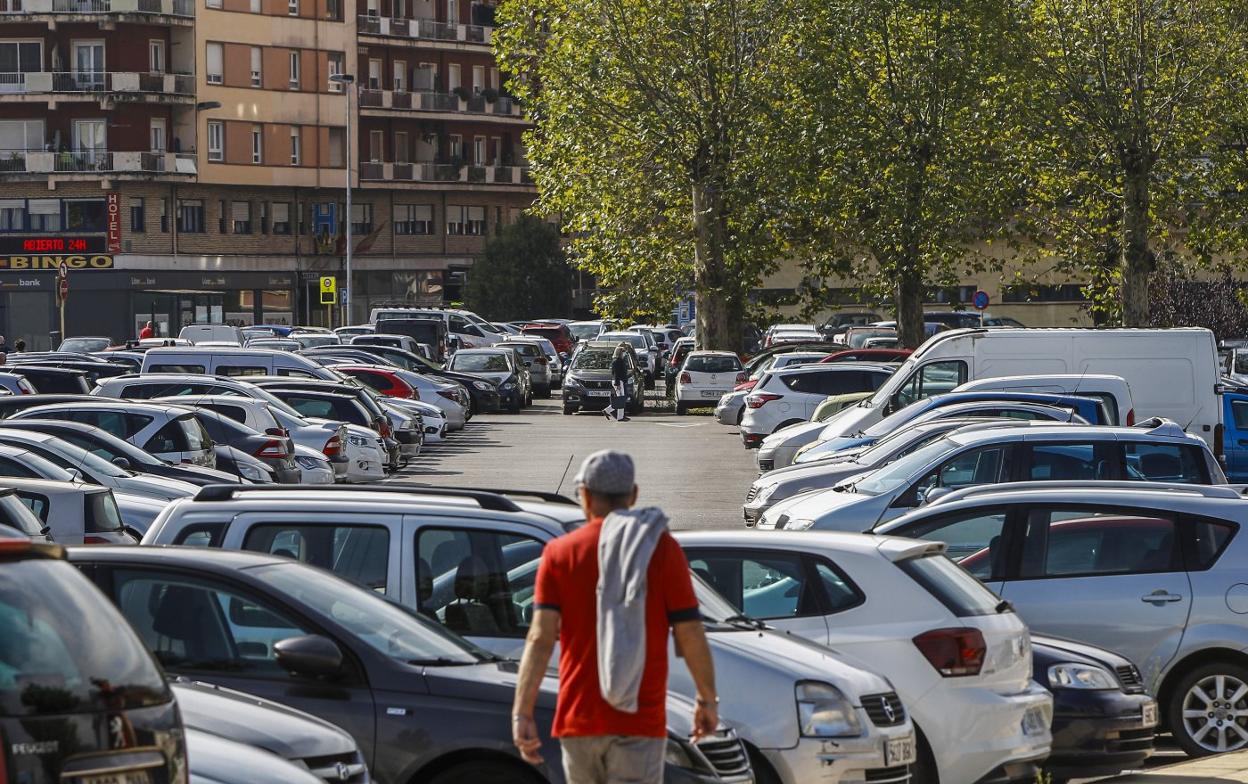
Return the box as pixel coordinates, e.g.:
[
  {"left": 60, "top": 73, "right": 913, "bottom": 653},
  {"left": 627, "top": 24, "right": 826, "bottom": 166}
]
[
  {"left": 685, "top": 355, "right": 741, "bottom": 374},
  {"left": 0, "top": 493, "right": 47, "bottom": 536},
  {"left": 853, "top": 438, "right": 960, "bottom": 496},
  {"left": 0, "top": 558, "right": 170, "bottom": 717},
  {"left": 248, "top": 562, "right": 482, "bottom": 665},
  {"left": 451, "top": 353, "right": 510, "bottom": 373},
  {"left": 568, "top": 323, "right": 602, "bottom": 341},
  {"left": 571, "top": 350, "right": 614, "bottom": 371},
  {"left": 602, "top": 333, "right": 646, "bottom": 349},
  {"left": 60, "top": 338, "right": 111, "bottom": 353}
]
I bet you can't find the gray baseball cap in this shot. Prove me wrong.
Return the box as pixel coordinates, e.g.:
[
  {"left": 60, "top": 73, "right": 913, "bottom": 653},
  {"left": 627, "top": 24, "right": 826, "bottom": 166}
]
[{"left": 573, "top": 449, "right": 635, "bottom": 495}]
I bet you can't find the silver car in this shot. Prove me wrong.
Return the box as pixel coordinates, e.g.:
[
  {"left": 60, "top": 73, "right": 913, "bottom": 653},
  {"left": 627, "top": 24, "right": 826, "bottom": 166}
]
[
  {"left": 13, "top": 401, "right": 217, "bottom": 468},
  {"left": 502, "top": 337, "right": 554, "bottom": 398},
  {"left": 876, "top": 481, "right": 1248, "bottom": 758}
]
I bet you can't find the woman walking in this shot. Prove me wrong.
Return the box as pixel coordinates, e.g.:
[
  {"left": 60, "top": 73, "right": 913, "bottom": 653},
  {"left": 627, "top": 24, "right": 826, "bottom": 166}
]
[{"left": 603, "top": 343, "right": 632, "bottom": 422}]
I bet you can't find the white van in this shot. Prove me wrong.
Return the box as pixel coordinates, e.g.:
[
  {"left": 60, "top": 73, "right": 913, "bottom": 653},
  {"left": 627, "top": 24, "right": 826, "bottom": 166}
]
[
  {"left": 820, "top": 328, "right": 1221, "bottom": 447},
  {"left": 140, "top": 348, "right": 337, "bottom": 380},
  {"left": 955, "top": 373, "right": 1136, "bottom": 426},
  {"left": 178, "top": 324, "right": 246, "bottom": 346}
]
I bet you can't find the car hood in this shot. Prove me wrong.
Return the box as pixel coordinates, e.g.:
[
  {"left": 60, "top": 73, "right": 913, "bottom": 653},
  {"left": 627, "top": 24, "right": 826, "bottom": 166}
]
[
  {"left": 762, "top": 485, "right": 887, "bottom": 531},
  {"left": 567, "top": 369, "right": 614, "bottom": 381},
  {"left": 816, "top": 403, "right": 876, "bottom": 440},
  {"left": 165, "top": 463, "right": 241, "bottom": 484},
  {"left": 794, "top": 435, "right": 877, "bottom": 464},
  {"left": 114, "top": 491, "right": 170, "bottom": 533},
  {"left": 759, "top": 450, "right": 867, "bottom": 483},
  {"left": 458, "top": 370, "right": 510, "bottom": 385},
  {"left": 424, "top": 660, "right": 559, "bottom": 713},
  {"left": 1031, "top": 634, "right": 1134, "bottom": 671},
  {"left": 117, "top": 472, "right": 198, "bottom": 501},
  {"left": 755, "top": 462, "right": 873, "bottom": 500},
  {"left": 184, "top": 727, "right": 323, "bottom": 784},
  {"left": 761, "top": 420, "right": 826, "bottom": 450},
  {"left": 173, "top": 680, "right": 356, "bottom": 759}
]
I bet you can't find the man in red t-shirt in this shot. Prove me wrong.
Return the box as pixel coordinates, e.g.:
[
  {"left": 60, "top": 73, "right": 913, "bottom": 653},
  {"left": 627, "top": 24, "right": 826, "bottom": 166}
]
[{"left": 512, "top": 450, "right": 717, "bottom": 783}]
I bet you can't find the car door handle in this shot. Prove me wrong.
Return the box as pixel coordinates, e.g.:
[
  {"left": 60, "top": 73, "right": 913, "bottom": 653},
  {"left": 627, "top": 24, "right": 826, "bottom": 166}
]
[
  {"left": 1141, "top": 590, "right": 1184, "bottom": 605},
  {"left": 1237, "top": 439, "right": 1248, "bottom": 447}
]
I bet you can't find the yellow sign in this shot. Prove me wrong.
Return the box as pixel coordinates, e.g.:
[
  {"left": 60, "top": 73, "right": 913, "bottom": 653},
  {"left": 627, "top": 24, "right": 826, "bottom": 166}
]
[{"left": 320, "top": 276, "right": 337, "bottom": 305}]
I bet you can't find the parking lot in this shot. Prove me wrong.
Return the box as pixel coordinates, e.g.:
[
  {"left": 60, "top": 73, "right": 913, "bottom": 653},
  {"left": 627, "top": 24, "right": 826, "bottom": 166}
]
[{"left": 396, "top": 393, "right": 760, "bottom": 531}]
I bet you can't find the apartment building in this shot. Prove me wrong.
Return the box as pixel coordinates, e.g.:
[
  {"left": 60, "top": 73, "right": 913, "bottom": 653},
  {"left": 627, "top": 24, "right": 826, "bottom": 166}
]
[{"left": 0, "top": 0, "right": 532, "bottom": 347}]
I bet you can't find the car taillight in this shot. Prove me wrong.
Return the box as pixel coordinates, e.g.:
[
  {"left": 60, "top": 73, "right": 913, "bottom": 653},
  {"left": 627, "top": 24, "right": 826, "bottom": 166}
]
[
  {"left": 733, "top": 379, "right": 757, "bottom": 392},
  {"left": 913, "top": 628, "right": 986, "bottom": 677},
  {"left": 83, "top": 535, "right": 110, "bottom": 545},
  {"left": 735, "top": 372, "right": 747, "bottom": 384},
  {"left": 323, "top": 434, "right": 342, "bottom": 458},
  {"left": 680, "top": 372, "right": 691, "bottom": 384},
  {"left": 1126, "top": 408, "right": 1135, "bottom": 426},
  {"left": 745, "top": 393, "right": 782, "bottom": 409},
  {"left": 377, "top": 419, "right": 393, "bottom": 438},
  {"left": 255, "top": 439, "right": 290, "bottom": 459},
  {"left": 438, "top": 390, "right": 459, "bottom": 402}
]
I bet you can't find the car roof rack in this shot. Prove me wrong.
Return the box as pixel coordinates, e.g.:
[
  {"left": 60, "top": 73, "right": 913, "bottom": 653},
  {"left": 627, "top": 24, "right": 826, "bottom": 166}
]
[
  {"left": 192, "top": 483, "right": 523, "bottom": 512},
  {"left": 408, "top": 485, "right": 578, "bottom": 506},
  {"left": 930, "top": 480, "right": 1243, "bottom": 507}
]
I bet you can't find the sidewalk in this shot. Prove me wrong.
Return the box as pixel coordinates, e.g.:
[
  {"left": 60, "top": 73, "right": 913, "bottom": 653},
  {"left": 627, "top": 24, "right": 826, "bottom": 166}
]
[{"left": 1107, "top": 751, "right": 1248, "bottom": 782}]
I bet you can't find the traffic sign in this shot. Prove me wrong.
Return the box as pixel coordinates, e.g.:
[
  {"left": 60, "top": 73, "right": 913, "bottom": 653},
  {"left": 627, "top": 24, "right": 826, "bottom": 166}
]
[
  {"left": 56, "top": 274, "right": 68, "bottom": 304},
  {"left": 972, "top": 290, "right": 990, "bottom": 310},
  {"left": 58, "top": 261, "right": 68, "bottom": 278},
  {"left": 320, "top": 276, "right": 337, "bottom": 305}
]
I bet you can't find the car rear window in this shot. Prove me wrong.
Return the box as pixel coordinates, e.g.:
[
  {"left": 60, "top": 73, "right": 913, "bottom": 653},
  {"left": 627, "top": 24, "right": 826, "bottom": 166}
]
[
  {"left": 523, "top": 327, "right": 563, "bottom": 341},
  {"left": 896, "top": 553, "right": 1003, "bottom": 617},
  {"left": 685, "top": 356, "right": 741, "bottom": 374},
  {"left": 0, "top": 558, "right": 170, "bottom": 717},
  {"left": 147, "top": 364, "right": 206, "bottom": 374},
  {"left": 85, "top": 491, "right": 125, "bottom": 533},
  {"left": 217, "top": 365, "right": 268, "bottom": 377},
  {"left": 0, "top": 492, "right": 46, "bottom": 536},
  {"left": 572, "top": 350, "right": 613, "bottom": 370}
]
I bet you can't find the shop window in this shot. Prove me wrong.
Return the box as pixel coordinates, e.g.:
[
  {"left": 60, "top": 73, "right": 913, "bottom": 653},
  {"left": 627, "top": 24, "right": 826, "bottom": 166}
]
[
  {"left": 272, "top": 202, "right": 291, "bottom": 235},
  {"left": 130, "top": 198, "right": 145, "bottom": 233},
  {"left": 232, "top": 201, "right": 252, "bottom": 234},
  {"left": 65, "top": 199, "right": 105, "bottom": 231},
  {"left": 394, "top": 204, "right": 432, "bottom": 235},
  {"left": 177, "top": 199, "right": 205, "bottom": 233}
]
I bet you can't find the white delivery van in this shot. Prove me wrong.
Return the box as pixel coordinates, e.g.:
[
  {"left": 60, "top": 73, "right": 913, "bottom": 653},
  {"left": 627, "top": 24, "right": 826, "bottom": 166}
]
[
  {"left": 140, "top": 347, "right": 337, "bottom": 380},
  {"left": 954, "top": 374, "right": 1136, "bottom": 426},
  {"left": 819, "top": 328, "right": 1221, "bottom": 447},
  {"left": 178, "top": 324, "right": 246, "bottom": 345}
]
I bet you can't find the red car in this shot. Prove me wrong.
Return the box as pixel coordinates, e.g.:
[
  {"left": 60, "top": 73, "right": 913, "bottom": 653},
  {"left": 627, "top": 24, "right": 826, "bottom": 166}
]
[
  {"left": 818, "top": 348, "right": 912, "bottom": 364},
  {"left": 520, "top": 323, "right": 575, "bottom": 356},
  {"left": 331, "top": 365, "right": 418, "bottom": 399}
]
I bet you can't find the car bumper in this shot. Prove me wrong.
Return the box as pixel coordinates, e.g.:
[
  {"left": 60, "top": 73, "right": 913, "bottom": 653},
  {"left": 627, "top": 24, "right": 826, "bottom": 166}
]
[
  {"left": 677, "top": 388, "right": 735, "bottom": 404},
  {"left": 563, "top": 390, "right": 620, "bottom": 409},
  {"left": 714, "top": 399, "right": 742, "bottom": 425},
  {"left": 913, "top": 681, "right": 1052, "bottom": 784},
  {"left": 740, "top": 428, "right": 766, "bottom": 448},
  {"left": 763, "top": 723, "right": 914, "bottom": 784},
  {"left": 1045, "top": 692, "right": 1156, "bottom": 779},
  {"left": 266, "top": 462, "right": 302, "bottom": 484},
  {"left": 743, "top": 496, "right": 773, "bottom": 526},
  {"left": 298, "top": 463, "right": 336, "bottom": 484},
  {"left": 470, "top": 389, "right": 503, "bottom": 413}
]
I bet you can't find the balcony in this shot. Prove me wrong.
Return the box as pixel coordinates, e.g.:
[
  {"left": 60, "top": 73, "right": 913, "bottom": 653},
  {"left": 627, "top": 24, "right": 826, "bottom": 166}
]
[
  {"left": 0, "top": 149, "right": 197, "bottom": 180},
  {"left": 358, "top": 88, "right": 525, "bottom": 123},
  {"left": 357, "top": 14, "right": 492, "bottom": 47},
  {"left": 0, "top": 72, "right": 196, "bottom": 104},
  {"left": 359, "top": 160, "right": 532, "bottom": 188},
  {"left": 0, "top": 0, "right": 194, "bottom": 21}
]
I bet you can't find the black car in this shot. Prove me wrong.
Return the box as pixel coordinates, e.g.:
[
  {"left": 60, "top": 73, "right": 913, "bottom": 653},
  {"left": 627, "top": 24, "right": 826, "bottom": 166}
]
[
  {"left": 307, "top": 343, "right": 501, "bottom": 415},
  {"left": 0, "top": 393, "right": 98, "bottom": 419},
  {"left": 562, "top": 341, "right": 645, "bottom": 415},
  {"left": 1, "top": 365, "right": 92, "bottom": 394},
  {"left": 0, "top": 535, "right": 187, "bottom": 784},
  {"left": 7, "top": 357, "right": 131, "bottom": 385},
  {"left": 1034, "top": 635, "right": 1156, "bottom": 782},
  {"left": 251, "top": 380, "right": 403, "bottom": 470}
]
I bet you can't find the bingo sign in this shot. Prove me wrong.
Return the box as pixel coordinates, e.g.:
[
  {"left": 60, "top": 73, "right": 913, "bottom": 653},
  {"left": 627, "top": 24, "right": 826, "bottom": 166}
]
[
  {"left": 106, "top": 191, "right": 122, "bottom": 253},
  {"left": 972, "top": 290, "right": 990, "bottom": 311}
]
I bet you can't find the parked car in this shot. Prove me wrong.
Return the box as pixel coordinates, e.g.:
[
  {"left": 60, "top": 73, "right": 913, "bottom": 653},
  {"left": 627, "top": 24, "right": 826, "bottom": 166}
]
[
  {"left": 874, "top": 481, "right": 1248, "bottom": 757},
  {"left": 371, "top": 307, "right": 501, "bottom": 350},
  {"left": 143, "top": 485, "right": 917, "bottom": 784},
  {"left": 666, "top": 337, "right": 698, "bottom": 390},
  {"left": 58, "top": 335, "right": 113, "bottom": 352},
  {"left": 334, "top": 325, "right": 375, "bottom": 340},
  {"left": 520, "top": 322, "right": 576, "bottom": 356},
  {"left": 504, "top": 337, "right": 556, "bottom": 397},
  {"left": 740, "top": 363, "right": 894, "bottom": 447},
  {"left": 675, "top": 352, "right": 745, "bottom": 415},
  {"left": 0, "top": 486, "right": 53, "bottom": 541},
  {"left": 13, "top": 401, "right": 217, "bottom": 468},
  {"left": 351, "top": 333, "right": 425, "bottom": 355},
  {"left": 290, "top": 331, "right": 341, "bottom": 349},
  {"left": 567, "top": 320, "right": 609, "bottom": 344},
  {"left": 448, "top": 348, "right": 531, "bottom": 412},
  {"left": 562, "top": 341, "right": 645, "bottom": 416},
  {"left": 759, "top": 420, "right": 1224, "bottom": 532},
  {"left": 0, "top": 533, "right": 188, "bottom": 783},
  {"left": 2, "top": 365, "right": 91, "bottom": 394},
  {"left": 819, "top": 312, "right": 884, "bottom": 339},
  {"left": 373, "top": 319, "right": 452, "bottom": 360},
  {"left": 182, "top": 406, "right": 301, "bottom": 483},
  {"left": 142, "top": 347, "right": 334, "bottom": 380},
  {"left": 0, "top": 477, "right": 135, "bottom": 544},
  {"left": 808, "top": 391, "right": 876, "bottom": 424},
  {"left": 185, "top": 727, "right": 324, "bottom": 784},
  {"left": 512, "top": 334, "right": 563, "bottom": 387},
  {"left": 675, "top": 529, "right": 1054, "bottom": 784},
  {"left": 332, "top": 365, "right": 467, "bottom": 430},
  {"left": 246, "top": 338, "right": 303, "bottom": 352},
  {"left": 601, "top": 331, "right": 659, "bottom": 387},
  {"left": 955, "top": 374, "right": 1136, "bottom": 426},
  {"left": 714, "top": 352, "right": 834, "bottom": 424},
  {"left": 180, "top": 324, "right": 246, "bottom": 345},
  {"left": 0, "top": 371, "right": 35, "bottom": 395}
]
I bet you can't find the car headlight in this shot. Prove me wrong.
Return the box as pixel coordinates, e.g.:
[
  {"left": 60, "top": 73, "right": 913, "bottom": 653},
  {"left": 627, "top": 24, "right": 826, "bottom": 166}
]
[
  {"left": 796, "top": 681, "right": 861, "bottom": 737},
  {"left": 471, "top": 380, "right": 493, "bottom": 391},
  {"left": 1048, "top": 663, "right": 1118, "bottom": 690},
  {"left": 501, "top": 382, "right": 516, "bottom": 390},
  {"left": 237, "top": 462, "right": 266, "bottom": 481},
  {"left": 663, "top": 737, "right": 709, "bottom": 773},
  {"left": 754, "top": 483, "right": 777, "bottom": 503},
  {"left": 348, "top": 434, "right": 370, "bottom": 447},
  {"left": 295, "top": 455, "right": 328, "bottom": 470}
]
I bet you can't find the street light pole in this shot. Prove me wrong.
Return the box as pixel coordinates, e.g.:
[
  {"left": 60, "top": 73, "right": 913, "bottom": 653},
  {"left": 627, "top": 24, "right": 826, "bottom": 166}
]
[{"left": 330, "top": 73, "right": 356, "bottom": 325}]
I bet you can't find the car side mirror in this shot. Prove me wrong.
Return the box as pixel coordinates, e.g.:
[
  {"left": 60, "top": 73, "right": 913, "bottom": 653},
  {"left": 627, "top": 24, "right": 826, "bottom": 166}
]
[
  {"left": 68, "top": 467, "right": 84, "bottom": 481},
  {"left": 923, "top": 486, "right": 951, "bottom": 505},
  {"left": 111, "top": 456, "right": 131, "bottom": 469},
  {"left": 274, "top": 634, "right": 343, "bottom": 678}
]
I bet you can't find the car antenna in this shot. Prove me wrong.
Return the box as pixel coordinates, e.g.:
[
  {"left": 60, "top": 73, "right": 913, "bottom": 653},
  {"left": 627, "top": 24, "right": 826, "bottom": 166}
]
[{"left": 1067, "top": 369, "right": 1089, "bottom": 423}]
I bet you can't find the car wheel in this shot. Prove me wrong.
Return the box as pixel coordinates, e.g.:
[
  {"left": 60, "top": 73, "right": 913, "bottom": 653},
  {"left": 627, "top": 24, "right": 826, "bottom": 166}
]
[
  {"left": 426, "top": 761, "right": 541, "bottom": 784},
  {"left": 1168, "top": 662, "right": 1248, "bottom": 756},
  {"left": 509, "top": 397, "right": 522, "bottom": 413},
  {"left": 735, "top": 407, "right": 744, "bottom": 426},
  {"left": 909, "top": 729, "right": 939, "bottom": 784},
  {"left": 675, "top": 402, "right": 687, "bottom": 416},
  {"left": 644, "top": 373, "right": 655, "bottom": 391},
  {"left": 563, "top": 404, "right": 577, "bottom": 415}
]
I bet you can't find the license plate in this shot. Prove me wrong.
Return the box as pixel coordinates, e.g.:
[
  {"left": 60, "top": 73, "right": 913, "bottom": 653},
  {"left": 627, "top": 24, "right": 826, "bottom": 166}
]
[
  {"left": 78, "top": 772, "right": 152, "bottom": 784},
  {"left": 700, "top": 390, "right": 720, "bottom": 397},
  {"left": 1022, "top": 706, "right": 1048, "bottom": 736},
  {"left": 885, "top": 736, "right": 916, "bottom": 766},
  {"left": 586, "top": 390, "right": 610, "bottom": 397},
  {"left": 1141, "top": 700, "right": 1158, "bottom": 726}
]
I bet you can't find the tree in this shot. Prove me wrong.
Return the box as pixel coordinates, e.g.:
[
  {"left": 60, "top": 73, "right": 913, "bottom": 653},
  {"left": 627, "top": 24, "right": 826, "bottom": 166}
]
[
  {"left": 784, "top": 0, "right": 1024, "bottom": 348},
  {"left": 464, "top": 215, "right": 573, "bottom": 320},
  {"left": 494, "top": 0, "right": 793, "bottom": 350},
  {"left": 1014, "top": 0, "right": 1248, "bottom": 326}
]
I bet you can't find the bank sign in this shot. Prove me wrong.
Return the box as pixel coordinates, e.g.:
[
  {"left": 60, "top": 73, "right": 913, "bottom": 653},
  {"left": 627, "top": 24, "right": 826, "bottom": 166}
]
[{"left": 0, "top": 255, "right": 114, "bottom": 270}]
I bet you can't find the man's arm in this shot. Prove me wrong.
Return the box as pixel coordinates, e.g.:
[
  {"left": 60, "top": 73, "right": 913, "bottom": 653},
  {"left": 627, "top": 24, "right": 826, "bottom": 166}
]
[
  {"left": 672, "top": 619, "right": 718, "bottom": 740},
  {"left": 512, "top": 608, "right": 559, "bottom": 765}
]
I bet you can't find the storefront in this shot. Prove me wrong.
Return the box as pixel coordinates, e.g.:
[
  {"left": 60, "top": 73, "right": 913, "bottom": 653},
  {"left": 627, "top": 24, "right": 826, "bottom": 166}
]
[{"left": 123, "top": 271, "right": 297, "bottom": 339}]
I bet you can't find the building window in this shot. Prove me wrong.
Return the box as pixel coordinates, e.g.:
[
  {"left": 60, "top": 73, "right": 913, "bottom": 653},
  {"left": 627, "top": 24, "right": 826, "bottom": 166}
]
[
  {"left": 327, "top": 53, "right": 344, "bottom": 92},
  {"left": 250, "top": 46, "right": 262, "bottom": 87},
  {"left": 288, "top": 0, "right": 297, "bottom": 14},
  {"left": 272, "top": 202, "right": 291, "bottom": 234},
  {"left": 449, "top": 134, "right": 462, "bottom": 160},
  {"left": 218, "top": 199, "right": 226, "bottom": 233},
  {"left": 368, "top": 130, "right": 383, "bottom": 162},
  {"left": 206, "top": 43, "right": 223, "bottom": 84},
  {"left": 159, "top": 197, "right": 169, "bottom": 232},
  {"left": 259, "top": 201, "right": 269, "bottom": 234},
  {"left": 130, "top": 197, "right": 145, "bottom": 233},
  {"left": 206, "top": 0, "right": 221, "bottom": 8},
  {"left": 251, "top": 125, "right": 262, "bottom": 164},
  {"left": 446, "top": 205, "right": 483, "bottom": 236},
  {"left": 207, "top": 121, "right": 223, "bottom": 161},
  {"left": 249, "top": 0, "right": 259, "bottom": 10},
  {"left": 325, "top": 0, "right": 342, "bottom": 20},
  {"left": 367, "top": 59, "right": 381, "bottom": 90},
  {"left": 177, "top": 199, "right": 205, "bottom": 233},
  {"left": 28, "top": 199, "right": 61, "bottom": 231},
  {"left": 393, "top": 60, "right": 405, "bottom": 92},
  {"left": 290, "top": 128, "right": 301, "bottom": 165},
  {"left": 288, "top": 51, "right": 300, "bottom": 89},
  {"left": 350, "top": 203, "right": 372, "bottom": 234},
  {"left": 328, "top": 127, "right": 345, "bottom": 167},
  {"left": 394, "top": 204, "right": 432, "bottom": 235},
  {"left": 0, "top": 200, "right": 23, "bottom": 232},
  {"left": 65, "top": 199, "right": 105, "bottom": 231},
  {"left": 232, "top": 201, "right": 252, "bottom": 234},
  {"left": 395, "top": 131, "right": 408, "bottom": 163}
]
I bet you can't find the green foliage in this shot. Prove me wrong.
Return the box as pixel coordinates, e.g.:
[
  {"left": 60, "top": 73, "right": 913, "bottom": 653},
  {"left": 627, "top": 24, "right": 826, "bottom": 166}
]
[{"left": 464, "top": 216, "right": 573, "bottom": 320}]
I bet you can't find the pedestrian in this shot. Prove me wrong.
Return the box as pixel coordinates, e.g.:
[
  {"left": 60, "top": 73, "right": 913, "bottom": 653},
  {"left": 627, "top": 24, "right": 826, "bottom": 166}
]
[
  {"left": 0, "top": 335, "right": 8, "bottom": 354},
  {"left": 12, "top": 339, "right": 24, "bottom": 353},
  {"left": 512, "top": 450, "right": 717, "bottom": 784},
  {"left": 138, "top": 321, "right": 154, "bottom": 340},
  {"left": 602, "top": 343, "right": 631, "bottom": 422}
]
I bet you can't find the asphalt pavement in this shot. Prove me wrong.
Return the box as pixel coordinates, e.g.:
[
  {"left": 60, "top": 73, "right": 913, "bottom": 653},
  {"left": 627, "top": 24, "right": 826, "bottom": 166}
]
[{"left": 393, "top": 390, "right": 758, "bottom": 530}]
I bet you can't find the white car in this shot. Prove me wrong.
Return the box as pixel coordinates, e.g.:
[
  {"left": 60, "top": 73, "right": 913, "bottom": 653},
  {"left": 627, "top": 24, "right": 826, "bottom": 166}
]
[
  {"left": 675, "top": 529, "right": 1053, "bottom": 784},
  {"left": 3, "top": 477, "right": 138, "bottom": 544},
  {"left": 740, "top": 363, "right": 894, "bottom": 447},
  {"left": 675, "top": 351, "right": 744, "bottom": 415},
  {"left": 716, "top": 349, "right": 841, "bottom": 427}
]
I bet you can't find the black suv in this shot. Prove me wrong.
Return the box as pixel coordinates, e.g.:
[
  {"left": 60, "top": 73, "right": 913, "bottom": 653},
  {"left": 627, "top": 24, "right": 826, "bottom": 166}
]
[
  {"left": 0, "top": 534, "right": 187, "bottom": 784},
  {"left": 562, "top": 341, "right": 646, "bottom": 416}
]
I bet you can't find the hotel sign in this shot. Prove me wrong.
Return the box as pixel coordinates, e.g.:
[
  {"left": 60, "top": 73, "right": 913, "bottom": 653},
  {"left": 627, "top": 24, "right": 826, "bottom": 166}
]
[{"left": 0, "top": 255, "right": 114, "bottom": 270}]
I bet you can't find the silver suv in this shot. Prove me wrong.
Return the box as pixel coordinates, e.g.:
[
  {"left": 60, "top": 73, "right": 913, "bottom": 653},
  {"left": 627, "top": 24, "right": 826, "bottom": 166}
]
[{"left": 875, "top": 481, "right": 1248, "bottom": 758}]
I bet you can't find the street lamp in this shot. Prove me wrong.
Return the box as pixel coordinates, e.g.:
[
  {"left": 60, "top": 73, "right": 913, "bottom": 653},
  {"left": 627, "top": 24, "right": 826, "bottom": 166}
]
[{"left": 329, "top": 72, "right": 355, "bottom": 325}]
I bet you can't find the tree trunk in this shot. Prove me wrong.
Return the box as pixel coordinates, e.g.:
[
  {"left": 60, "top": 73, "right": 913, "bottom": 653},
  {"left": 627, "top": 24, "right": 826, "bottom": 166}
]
[
  {"left": 1121, "top": 160, "right": 1154, "bottom": 327},
  {"left": 692, "top": 178, "right": 739, "bottom": 352},
  {"left": 895, "top": 267, "right": 926, "bottom": 349}
]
